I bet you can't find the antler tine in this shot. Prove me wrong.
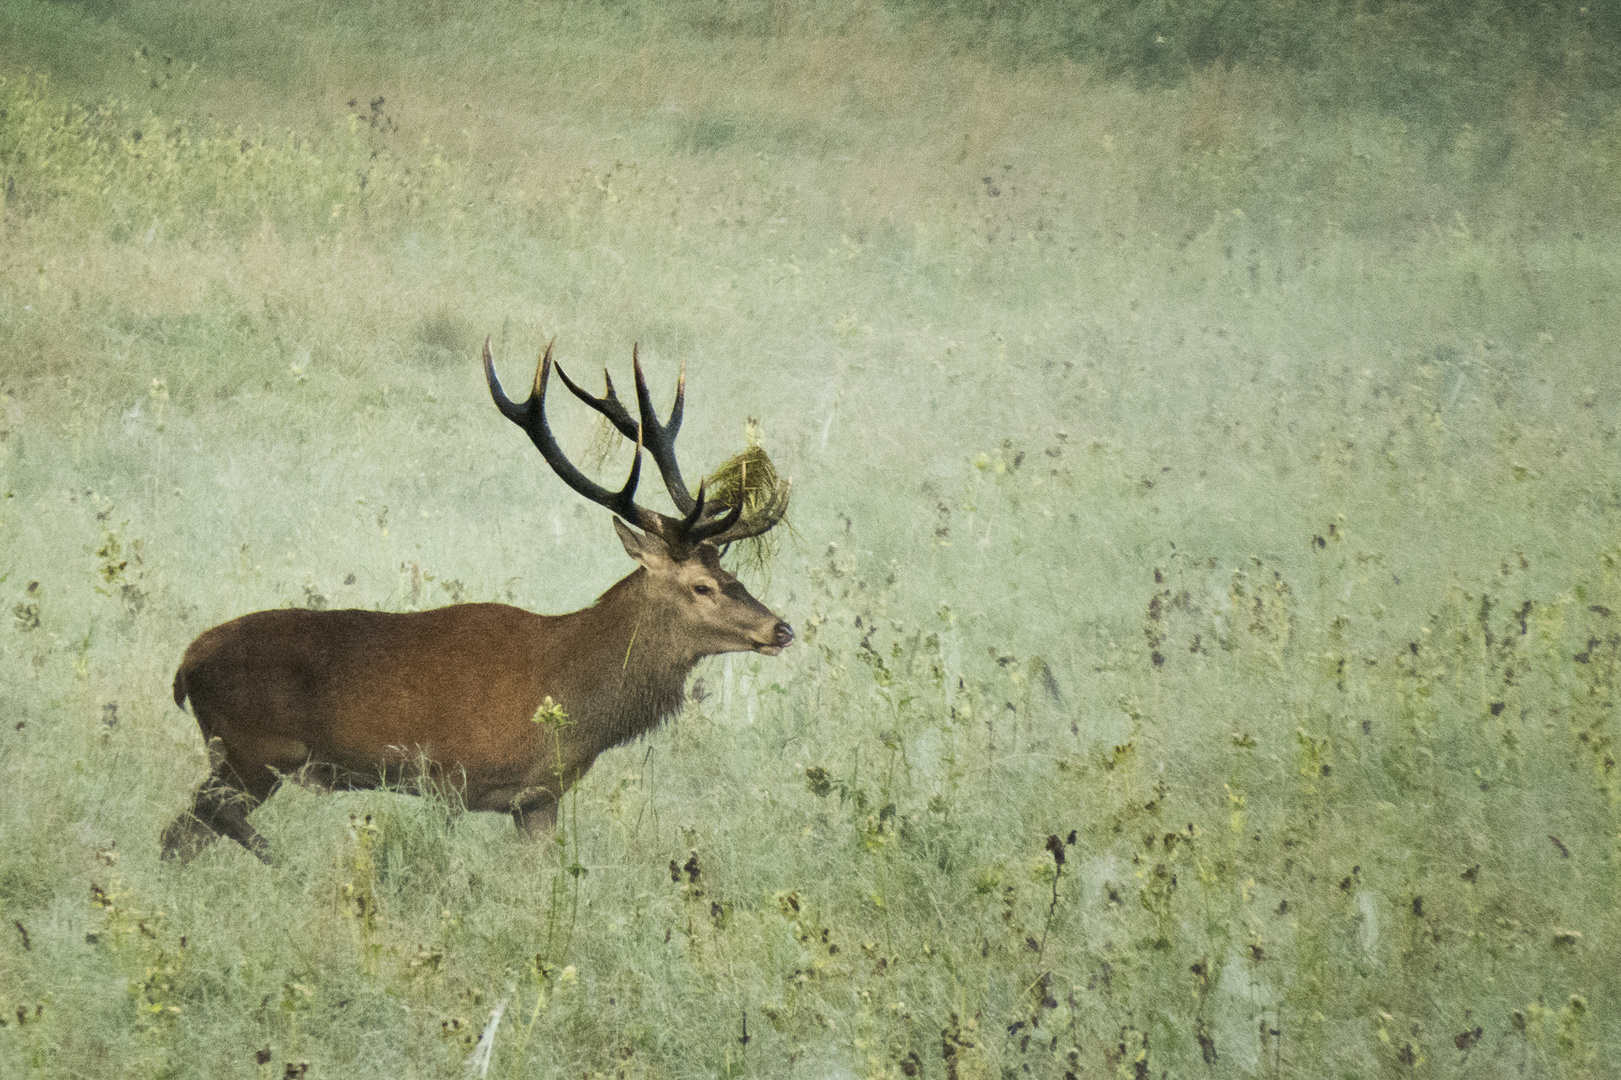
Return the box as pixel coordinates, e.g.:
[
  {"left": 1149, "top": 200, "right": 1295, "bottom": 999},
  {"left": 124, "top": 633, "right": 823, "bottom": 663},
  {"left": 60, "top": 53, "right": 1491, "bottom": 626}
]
[
  {"left": 485, "top": 335, "right": 540, "bottom": 425},
  {"left": 671, "top": 478, "right": 743, "bottom": 544},
  {"left": 683, "top": 478, "right": 746, "bottom": 545},
  {"left": 631, "top": 346, "right": 698, "bottom": 515},
  {"left": 484, "top": 337, "right": 661, "bottom": 534},
  {"left": 553, "top": 360, "right": 639, "bottom": 442},
  {"left": 676, "top": 479, "right": 708, "bottom": 532}
]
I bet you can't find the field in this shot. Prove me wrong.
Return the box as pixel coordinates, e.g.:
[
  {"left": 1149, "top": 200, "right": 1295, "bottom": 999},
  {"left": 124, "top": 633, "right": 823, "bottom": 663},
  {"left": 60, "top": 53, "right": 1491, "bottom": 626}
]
[{"left": 2, "top": 1, "right": 1620, "bottom": 1076}]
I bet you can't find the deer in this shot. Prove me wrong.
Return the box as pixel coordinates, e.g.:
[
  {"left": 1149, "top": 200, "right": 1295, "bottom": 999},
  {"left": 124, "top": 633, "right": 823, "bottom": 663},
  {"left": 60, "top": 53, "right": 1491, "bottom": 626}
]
[{"left": 160, "top": 337, "right": 793, "bottom": 863}]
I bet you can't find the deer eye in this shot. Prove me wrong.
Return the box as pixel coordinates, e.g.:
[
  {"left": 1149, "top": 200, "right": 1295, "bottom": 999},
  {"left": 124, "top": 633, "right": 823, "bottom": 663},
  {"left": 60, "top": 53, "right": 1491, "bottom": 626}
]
[{"left": 694, "top": 583, "right": 714, "bottom": 596}]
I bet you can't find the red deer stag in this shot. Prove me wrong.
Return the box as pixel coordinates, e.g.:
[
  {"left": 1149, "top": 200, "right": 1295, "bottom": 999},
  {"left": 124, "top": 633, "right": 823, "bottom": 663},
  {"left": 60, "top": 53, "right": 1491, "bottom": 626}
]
[{"left": 161, "top": 338, "right": 792, "bottom": 863}]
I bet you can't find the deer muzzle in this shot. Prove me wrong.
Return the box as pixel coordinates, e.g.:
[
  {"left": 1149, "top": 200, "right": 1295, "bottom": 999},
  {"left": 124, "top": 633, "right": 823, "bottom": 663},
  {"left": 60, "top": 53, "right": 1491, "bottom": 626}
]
[{"left": 756, "top": 620, "right": 794, "bottom": 655}]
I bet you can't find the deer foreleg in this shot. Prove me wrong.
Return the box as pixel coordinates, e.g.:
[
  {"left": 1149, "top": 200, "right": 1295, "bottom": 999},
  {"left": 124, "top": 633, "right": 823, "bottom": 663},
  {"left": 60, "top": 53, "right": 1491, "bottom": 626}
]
[{"left": 510, "top": 788, "right": 559, "bottom": 839}]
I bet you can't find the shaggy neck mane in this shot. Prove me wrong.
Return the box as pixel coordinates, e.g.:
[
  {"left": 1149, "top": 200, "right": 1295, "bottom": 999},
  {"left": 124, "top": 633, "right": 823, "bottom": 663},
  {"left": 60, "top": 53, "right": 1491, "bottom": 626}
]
[{"left": 548, "top": 568, "right": 698, "bottom": 750}]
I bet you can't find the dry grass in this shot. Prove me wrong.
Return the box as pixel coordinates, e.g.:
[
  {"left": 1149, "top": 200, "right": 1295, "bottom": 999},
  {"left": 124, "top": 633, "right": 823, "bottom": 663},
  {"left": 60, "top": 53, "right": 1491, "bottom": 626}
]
[{"left": 2, "top": 2, "right": 1620, "bottom": 1076}]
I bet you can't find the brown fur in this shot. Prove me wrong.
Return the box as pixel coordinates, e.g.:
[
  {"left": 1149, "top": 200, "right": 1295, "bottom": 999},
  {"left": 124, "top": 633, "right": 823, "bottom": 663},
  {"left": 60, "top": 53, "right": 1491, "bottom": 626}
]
[{"left": 161, "top": 526, "right": 791, "bottom": 862}]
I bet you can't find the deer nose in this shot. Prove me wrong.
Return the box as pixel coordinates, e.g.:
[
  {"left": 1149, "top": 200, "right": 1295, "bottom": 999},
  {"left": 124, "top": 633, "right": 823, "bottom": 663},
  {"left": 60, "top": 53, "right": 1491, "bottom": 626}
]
[{"left": 772, "top": 621, "right": 795, "bottom": 648}]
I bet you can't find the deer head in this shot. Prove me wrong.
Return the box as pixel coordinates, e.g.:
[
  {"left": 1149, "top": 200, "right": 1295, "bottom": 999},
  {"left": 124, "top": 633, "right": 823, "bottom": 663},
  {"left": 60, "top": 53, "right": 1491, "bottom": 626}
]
[{"left": 483, "top": 337, "right": 793, "bottom": 657}]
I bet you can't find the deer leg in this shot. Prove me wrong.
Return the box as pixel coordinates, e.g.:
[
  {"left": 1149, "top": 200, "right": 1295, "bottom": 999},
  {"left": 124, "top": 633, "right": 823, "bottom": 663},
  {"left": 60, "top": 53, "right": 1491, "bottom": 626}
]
[
  {"left": 159, "top": 800, "right": 220, "bottom": 863},
  {"left": 161, "top": 762, "right": 280, "bottom": 864},
  {"left": 511, "top": 788, "right": 559, "bottom": 839}
]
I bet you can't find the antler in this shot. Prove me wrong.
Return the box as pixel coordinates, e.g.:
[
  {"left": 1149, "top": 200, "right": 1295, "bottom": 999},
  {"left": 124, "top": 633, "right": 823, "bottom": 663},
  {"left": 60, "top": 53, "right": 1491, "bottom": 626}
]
[
  {"left": 484, "top": 337, "right": 662, "bottom": 535},
  {"left": 552, "top": 344, "right": 698, "bottom": 517},
  {"left": 484, "top": 337, "right": 784, "bottom": 553}
]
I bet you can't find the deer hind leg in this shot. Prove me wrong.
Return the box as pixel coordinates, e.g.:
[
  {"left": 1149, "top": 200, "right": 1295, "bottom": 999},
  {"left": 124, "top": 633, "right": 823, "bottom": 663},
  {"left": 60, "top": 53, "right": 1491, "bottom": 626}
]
[
  {"left": 160, "top": 776, "right": 266, "bottom": 864},
  {"left": 160, "top": 739, "right": 281, "bottom": 864}
]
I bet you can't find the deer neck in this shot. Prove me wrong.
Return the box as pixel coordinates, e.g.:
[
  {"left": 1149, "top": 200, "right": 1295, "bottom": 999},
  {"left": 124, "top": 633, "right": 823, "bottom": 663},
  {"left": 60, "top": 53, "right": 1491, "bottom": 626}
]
[{"left": 547, "top": 568, "right": 696, "bottom": 750}]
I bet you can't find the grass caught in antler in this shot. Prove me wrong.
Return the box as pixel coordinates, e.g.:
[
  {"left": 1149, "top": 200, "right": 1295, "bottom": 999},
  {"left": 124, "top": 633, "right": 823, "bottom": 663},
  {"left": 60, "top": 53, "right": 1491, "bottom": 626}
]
[{"left": 703, "top": 444, "right": 790, "bottom": 569}]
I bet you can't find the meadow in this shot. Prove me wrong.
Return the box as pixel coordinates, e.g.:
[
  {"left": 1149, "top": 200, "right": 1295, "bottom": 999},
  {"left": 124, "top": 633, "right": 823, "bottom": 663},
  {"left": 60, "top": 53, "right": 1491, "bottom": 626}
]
[{"left": 2, "top": 1, "right": 1619, "bottom": 1076}]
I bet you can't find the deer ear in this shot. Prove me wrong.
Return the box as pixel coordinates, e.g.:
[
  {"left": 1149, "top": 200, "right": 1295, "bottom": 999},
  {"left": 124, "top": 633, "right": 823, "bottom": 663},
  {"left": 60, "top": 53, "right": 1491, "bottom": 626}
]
[{"left": 614, "top": 517, "right": 675, "bottom": 569}]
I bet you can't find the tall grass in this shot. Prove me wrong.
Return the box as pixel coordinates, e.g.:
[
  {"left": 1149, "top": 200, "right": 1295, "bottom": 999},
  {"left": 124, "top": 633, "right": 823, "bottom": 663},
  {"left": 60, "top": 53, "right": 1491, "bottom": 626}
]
[{"left": 2, "top": 1, "right": 1619, "bottom": 1076}]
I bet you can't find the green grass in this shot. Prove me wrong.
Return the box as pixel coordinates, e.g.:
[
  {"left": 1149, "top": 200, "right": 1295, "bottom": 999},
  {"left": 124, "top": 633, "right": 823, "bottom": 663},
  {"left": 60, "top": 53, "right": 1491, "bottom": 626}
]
[{"left": 2, "top": 1, "right": 1620, "bottom": 1076}]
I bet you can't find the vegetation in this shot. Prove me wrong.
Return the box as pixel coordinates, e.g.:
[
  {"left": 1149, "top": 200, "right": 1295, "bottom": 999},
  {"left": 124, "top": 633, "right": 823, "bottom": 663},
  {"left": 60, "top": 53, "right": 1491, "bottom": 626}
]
[{"left": 2, "top": 0, "right": 1618, "bottom": 1076}]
